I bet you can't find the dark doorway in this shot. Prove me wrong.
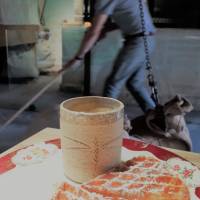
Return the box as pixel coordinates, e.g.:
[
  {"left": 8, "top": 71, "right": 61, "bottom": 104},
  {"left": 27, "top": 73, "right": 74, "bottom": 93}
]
[{"left": 149, "top": 0, "right": 200, "bottom": 28}]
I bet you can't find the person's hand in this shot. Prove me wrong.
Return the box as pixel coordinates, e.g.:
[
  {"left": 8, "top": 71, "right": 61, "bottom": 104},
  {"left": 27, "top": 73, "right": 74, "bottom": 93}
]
[
  {"left": 49, "top": 57, "right": 83, "bottom": 76},
  {"left": 61, "top": 57, "right": 83, "bottom": 73},
  {"left": 63, "top": 57, "right": 82, "bottom": 70}
]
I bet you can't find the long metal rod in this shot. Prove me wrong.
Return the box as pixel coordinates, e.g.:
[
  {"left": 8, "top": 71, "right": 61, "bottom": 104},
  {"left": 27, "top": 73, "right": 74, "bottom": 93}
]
[{"left": 0, "top": 65, "right": 73, "bottom": 133}]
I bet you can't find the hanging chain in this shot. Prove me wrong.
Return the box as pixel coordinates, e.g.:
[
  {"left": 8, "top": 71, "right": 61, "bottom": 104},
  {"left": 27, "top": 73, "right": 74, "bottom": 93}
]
[{"left": 138, "top": 0, "right": 159, "bottom": 106}]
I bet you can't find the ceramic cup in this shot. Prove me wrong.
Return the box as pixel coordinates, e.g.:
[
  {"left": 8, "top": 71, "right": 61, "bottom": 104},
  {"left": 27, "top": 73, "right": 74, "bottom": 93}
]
[{"left": 60, "top": 96, "right": 124, "bottom": 183}]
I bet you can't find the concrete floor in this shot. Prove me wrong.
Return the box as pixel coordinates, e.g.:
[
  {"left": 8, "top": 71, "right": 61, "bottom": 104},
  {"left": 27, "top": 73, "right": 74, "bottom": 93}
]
[
  {"left": 0, "top": 76, "right": 75, "bottom": 152},
  {"left": 0, "top": 75, "right": 200, "bottom": 153}
]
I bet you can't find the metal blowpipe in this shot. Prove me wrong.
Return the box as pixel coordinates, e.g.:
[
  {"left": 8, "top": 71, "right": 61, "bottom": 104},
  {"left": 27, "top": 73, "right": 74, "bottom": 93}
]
[{"left": 0, "top": 62, "right": 77, "bottom": 133}]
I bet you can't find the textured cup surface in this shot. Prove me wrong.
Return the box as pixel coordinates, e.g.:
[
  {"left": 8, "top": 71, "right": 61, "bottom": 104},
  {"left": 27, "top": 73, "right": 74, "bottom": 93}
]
[{"left": 60, "top": 96, "right": 124, "bottom": 183}]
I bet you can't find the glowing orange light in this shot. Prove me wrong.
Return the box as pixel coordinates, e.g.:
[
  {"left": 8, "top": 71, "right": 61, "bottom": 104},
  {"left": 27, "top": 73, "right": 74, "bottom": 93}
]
[{"left": 84, "top": 22, "right": 92, "bottom": 28}]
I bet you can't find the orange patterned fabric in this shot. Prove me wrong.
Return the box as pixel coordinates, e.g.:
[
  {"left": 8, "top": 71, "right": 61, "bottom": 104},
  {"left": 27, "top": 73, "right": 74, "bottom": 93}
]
[{"left": 53, "top": 156, "right": 190, "bottom": 200}]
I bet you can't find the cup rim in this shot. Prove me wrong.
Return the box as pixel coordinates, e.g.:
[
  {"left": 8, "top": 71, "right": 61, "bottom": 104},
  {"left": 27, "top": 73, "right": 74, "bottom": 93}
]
[{"left": 60, "top": 96, "right": 124, "bottom": 116}]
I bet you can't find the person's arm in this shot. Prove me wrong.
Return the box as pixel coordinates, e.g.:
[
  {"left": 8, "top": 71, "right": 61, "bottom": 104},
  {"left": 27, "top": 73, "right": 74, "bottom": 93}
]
[
  {"left": 61, "top": 14, "right": 108, "bottom": 70},
  {"left": 75, "top": 14, "right": 108, "bottom": 59},
  {"left": 97, "top": 18, "right": 119, "bottom": 41}
]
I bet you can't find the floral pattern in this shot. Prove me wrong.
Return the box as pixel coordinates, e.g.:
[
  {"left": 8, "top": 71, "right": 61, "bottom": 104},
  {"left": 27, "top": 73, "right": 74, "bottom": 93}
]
[
  {"left": 167, "top": 157, "right": 200, "bottom": 199},
  {"left": 167, "top": 157, "right": 200, "bottom": 187}
]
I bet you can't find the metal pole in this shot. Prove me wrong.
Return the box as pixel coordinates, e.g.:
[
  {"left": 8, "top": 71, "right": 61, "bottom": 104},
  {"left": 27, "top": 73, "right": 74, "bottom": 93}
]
[
  {"left": 83, "top": 51, "right": 91, "bottom": 95},
  {"left": 83, "top": 0, "right": 94, "bottom": 96}
]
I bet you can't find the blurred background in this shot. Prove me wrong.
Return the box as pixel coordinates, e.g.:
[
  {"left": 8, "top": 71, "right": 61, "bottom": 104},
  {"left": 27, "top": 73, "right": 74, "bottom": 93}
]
[{"left": 0, "top": 0, "right": 200, "bottom": 153}]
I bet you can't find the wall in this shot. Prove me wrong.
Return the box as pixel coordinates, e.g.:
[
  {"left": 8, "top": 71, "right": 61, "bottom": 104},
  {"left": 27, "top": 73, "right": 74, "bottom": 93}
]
[
  {"left": 44, "top": 0, "right": 74, "bottom": 26},
  {"left": 44, "top": 0, "right": 83, "bottom": 67},
  {"left": 0, "top": 0, "right": 40, "bottom": 25},
  {"left": 151, "top": 29, "right": 200, "bottom": 109}
]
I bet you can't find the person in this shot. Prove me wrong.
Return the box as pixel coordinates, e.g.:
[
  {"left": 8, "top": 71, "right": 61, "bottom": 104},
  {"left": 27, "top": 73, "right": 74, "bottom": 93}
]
[{"left": 63, "top": 0, "right": 156, "bottom": 113}]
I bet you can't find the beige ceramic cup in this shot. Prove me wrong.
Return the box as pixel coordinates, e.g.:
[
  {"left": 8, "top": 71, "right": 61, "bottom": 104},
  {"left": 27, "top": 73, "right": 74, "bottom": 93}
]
[{"left": 60, "top": 96, "right": 124, "bottom": 183}]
